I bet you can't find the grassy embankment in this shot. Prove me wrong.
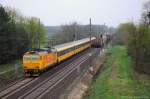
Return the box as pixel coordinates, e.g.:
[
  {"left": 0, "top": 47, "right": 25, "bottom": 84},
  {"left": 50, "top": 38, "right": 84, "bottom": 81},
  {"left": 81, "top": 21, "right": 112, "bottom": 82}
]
[
  {"left": 0, "top": 60, "right": 23, "bottom": 88},
  {"left": 83, "top": 46, "right": 150, "bottom": 99}
]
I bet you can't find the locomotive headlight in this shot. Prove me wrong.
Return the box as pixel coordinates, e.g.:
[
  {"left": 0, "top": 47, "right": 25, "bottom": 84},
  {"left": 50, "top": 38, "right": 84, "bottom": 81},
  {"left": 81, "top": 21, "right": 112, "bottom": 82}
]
[
  {"left": 23, "top": 66, "right": 27, "bottom": 68},
  {"left": 35, "top": 66, "right": 39, "bottom": 68}
]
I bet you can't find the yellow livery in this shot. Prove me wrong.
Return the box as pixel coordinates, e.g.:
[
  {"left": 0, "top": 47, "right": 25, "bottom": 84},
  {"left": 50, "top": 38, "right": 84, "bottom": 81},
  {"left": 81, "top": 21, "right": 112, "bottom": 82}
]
[{"left": 22, "top": 37, "right": 96, "bottom": 77}]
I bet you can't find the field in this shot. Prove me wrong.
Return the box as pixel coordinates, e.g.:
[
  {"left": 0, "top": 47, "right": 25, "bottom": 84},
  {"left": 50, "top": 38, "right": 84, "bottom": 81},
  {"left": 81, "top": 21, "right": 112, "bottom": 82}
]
[{"left": 83, "top": 46, "right": 150, "bottom": 99}]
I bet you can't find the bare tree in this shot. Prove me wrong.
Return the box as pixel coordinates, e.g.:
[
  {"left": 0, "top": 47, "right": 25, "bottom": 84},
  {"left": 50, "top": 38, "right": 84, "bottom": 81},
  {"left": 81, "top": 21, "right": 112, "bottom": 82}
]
[
  {"left": 50, "top": 22, "right": 89, "bottom": 45},
  {"left": 141, "top": 0, "right": 150, "bottom": 25},
  {"left": 48, "top": 22, "right": 111, "bottom": 46}
]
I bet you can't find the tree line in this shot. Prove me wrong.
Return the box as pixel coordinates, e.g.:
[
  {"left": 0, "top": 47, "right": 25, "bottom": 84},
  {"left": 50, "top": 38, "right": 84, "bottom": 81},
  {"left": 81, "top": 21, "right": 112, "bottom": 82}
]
[
  {"left": 48, "top": 22, "right": 115, "bottom": 46},
  {"left": 0, "top": 6, "right": 46, "bottom": 64},
  {"left": 113, "top": 1, "right": 150, "bottom": 74}
]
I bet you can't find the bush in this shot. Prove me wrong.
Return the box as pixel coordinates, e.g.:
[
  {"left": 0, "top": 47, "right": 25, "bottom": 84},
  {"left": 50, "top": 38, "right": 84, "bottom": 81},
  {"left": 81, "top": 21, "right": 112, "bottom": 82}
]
[{"left": 116, "top": 22, "right": 150, "bottom": 74}]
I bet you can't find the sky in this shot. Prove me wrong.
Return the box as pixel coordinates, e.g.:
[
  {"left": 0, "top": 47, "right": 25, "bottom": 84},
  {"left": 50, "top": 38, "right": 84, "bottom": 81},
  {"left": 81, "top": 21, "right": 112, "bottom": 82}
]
[{"left": 0, "top": 0, "right": 148, "bottom": 27}]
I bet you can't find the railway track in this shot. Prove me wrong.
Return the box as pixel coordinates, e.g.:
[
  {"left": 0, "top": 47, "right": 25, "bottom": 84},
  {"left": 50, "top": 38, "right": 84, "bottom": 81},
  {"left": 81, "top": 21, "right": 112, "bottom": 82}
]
[
  {"left": 0, "top": 48, "right": 99, "bottom": 99},
  {"left": 40, "top": 49, "right": 99, "bottom": 99},
  {"left": 19, "top": 54, "right": 89, "bottom": 99},
  {"left": 0, "top": 78, "right": 24, "bottom": 92}
]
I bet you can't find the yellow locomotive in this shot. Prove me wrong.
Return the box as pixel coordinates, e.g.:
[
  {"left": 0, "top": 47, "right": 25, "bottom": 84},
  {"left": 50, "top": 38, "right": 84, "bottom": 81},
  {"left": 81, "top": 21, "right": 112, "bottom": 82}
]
[{"left": 23, "top": 37, "right": 96, "bottom": 76}]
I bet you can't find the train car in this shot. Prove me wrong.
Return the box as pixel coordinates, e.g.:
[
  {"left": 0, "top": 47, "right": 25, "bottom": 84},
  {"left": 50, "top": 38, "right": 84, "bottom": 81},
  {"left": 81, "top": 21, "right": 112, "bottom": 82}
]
[
  {"left": 92, "top": 35, "right": 104, "bottom": 48},
  {"left": 22, "top": 37, "right": 96, "bottom": 77},
  {"left": 54, "top": 37, "right": 95, "bottom": 62}
]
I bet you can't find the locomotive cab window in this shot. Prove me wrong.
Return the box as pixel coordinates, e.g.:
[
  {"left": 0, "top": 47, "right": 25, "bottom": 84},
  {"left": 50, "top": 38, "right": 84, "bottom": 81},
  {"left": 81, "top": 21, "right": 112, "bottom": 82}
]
[{"left": 23, "top": 55, "right": 40, "bottom": 61}]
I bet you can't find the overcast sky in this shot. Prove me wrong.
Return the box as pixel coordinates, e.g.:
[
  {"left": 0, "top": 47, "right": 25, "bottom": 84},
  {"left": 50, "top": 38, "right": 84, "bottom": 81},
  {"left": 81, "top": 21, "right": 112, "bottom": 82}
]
[{"left": 0, "top": 0, "right": 147, "bottom": 27}]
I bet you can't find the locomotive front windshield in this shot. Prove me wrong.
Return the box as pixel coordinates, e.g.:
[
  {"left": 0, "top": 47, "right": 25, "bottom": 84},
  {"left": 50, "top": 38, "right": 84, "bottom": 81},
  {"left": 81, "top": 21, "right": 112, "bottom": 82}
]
[{"left": 23, "top": 55, "right": 40, "bottom": 61}]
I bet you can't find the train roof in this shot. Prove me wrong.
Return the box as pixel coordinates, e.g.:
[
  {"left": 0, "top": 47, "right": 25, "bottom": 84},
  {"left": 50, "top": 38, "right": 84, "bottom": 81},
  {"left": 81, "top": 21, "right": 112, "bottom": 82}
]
[
  {"left": 25, "top": 48, "right": 52, "bottom": 55},
  {"left": 53, "top": 37, "right": 95, "bottom": 52},
  {"left": 24, "top": 37, "right": 96, "bottom": 54}
]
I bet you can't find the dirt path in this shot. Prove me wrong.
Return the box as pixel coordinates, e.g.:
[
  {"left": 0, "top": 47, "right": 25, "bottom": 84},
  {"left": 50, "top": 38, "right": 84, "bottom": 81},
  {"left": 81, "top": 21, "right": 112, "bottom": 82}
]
[{"left": 65, "top": 51, "right": 106, "bottom": 99}]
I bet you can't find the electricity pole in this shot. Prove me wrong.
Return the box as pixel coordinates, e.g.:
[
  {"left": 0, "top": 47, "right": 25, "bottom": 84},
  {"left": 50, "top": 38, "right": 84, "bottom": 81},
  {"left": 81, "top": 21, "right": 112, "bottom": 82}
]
[
  {"left": 90, "top": 18, "right": 92, "bottom": 43},
  {"left": 147, "top": 12, "right": 150, "bottom": 26},
  {"left": 38, "top": 19, "right": 41, "bottom": 49},
  {"left": 89, "top": 18, "right": 92, "bottom": 68}
]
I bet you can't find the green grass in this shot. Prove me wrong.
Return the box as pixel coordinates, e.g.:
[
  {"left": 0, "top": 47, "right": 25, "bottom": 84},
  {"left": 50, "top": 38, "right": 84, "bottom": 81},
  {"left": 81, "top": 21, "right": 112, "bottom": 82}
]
[
  {"left": 83, "top": 46, "right": 150, "bottom": 99},
  {"left": 0, "top": 60, "right": 23, "bottom": 88},
  {"left": 0, "top": 60, "right": 23, "bottom": 81},
  {"left": 0, "top": 60, "right": 23, "bottom": 73}
]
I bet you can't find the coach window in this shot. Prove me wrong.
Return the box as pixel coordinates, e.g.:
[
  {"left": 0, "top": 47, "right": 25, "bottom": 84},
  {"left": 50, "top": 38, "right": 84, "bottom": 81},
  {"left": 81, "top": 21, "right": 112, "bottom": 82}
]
[
  {"left": 58, "top": 51, "right": 61, "bottom": 56},
  {"left": 63, "top": 50, "right": 65, "bottom": 55}
]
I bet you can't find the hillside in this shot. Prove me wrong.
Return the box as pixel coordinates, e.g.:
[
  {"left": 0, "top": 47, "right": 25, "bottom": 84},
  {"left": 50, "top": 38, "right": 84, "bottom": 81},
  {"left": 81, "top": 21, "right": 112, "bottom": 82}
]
[{"left": 45, "top": 26, "right": 60, "bottom": 36}]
